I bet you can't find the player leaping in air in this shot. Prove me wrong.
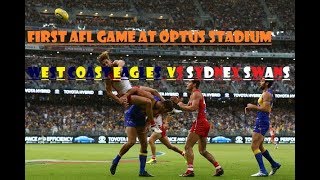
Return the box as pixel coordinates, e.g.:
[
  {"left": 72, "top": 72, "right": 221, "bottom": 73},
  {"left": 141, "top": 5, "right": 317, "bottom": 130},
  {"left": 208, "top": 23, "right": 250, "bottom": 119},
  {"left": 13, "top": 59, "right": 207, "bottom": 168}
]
[{"left": 97, "top": 51, "right": 165, "bottom": 133}]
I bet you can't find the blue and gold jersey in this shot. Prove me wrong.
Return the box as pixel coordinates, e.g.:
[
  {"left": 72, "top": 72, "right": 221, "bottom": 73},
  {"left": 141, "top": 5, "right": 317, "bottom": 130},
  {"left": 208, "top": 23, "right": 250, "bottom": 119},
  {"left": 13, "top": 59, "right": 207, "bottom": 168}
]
[
  {"left": 258, "top": 89, "right": 273, "bottom": 111},
  {"left": 124, "top": 96, "right": 161, "bottom": 127},
  {"left": 254, "top": 89, "right": 274, "bottom": 135}
]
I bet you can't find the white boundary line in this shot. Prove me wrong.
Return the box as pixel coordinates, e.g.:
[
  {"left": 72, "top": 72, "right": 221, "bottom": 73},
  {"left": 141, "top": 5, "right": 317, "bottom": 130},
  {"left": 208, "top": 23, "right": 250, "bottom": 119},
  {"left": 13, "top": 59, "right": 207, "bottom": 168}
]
[
  {"left": 25, "top": 152, "right": 166, "bottom": 164},
  {"left": 25, "top": 159, "right": 109, "bottom": 163}
]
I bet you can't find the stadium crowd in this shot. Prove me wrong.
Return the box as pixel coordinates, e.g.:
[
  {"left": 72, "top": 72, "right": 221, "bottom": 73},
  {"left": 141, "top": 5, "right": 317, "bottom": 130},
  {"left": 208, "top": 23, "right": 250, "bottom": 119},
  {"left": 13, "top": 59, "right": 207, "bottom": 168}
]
[
  {"left": 265, "top": 0, "right": 295, "bottom": 31},
  {"left": 25, "top": 0, "right": 295, "bottom": 33},
  {"left": 25, "top": 97, "right": 295, "bottom": 137},
  {"left": 199, "top": 0, "right": 267, "bottom": 30}
]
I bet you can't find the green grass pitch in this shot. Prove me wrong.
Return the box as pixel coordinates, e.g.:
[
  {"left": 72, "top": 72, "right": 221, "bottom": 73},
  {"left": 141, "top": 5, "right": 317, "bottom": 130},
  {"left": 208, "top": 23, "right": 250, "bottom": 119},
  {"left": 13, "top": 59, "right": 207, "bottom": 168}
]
[{"left": 25, "top": 144, "right": 294, "bottom": 180}]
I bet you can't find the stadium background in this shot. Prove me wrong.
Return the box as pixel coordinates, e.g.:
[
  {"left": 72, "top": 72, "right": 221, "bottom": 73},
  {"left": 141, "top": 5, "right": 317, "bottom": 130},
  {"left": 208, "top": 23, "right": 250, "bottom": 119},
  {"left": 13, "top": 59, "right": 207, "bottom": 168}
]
[
  {"left": 25, "top": 0, "right": 295, "bottom": 179},
  {"left": 25, "top": 0, "right": 294, "bottom": 142}
]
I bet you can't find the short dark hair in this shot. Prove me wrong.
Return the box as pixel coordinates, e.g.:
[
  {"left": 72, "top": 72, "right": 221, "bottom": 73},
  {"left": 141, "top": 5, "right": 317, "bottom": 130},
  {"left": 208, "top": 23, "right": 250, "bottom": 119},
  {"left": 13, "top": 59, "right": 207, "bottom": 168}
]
[
  {"left": 192, "top": 80, "right": 200, "bottom": 88},
  {"left": 265, "top": 80, "right": 274, "bottom": 88},
  {"left": 163, "top": 100, "right": 174, "bottom": 112}
]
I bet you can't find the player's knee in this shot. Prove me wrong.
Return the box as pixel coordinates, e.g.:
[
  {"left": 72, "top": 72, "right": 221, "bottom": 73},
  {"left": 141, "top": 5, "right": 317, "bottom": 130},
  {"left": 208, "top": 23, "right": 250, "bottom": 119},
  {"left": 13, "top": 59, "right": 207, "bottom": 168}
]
[
  {"left": 260, "top": 147, "right": 266, "bottom": 152},
  {"left": 184, "top": 145, "right": 191, "bottom": 151},
  {"left": 251, "top": 144, "right": 259, "bottom": 151},
  {"left": 148, "top": 139, "right": 154, "bottom": 145}
]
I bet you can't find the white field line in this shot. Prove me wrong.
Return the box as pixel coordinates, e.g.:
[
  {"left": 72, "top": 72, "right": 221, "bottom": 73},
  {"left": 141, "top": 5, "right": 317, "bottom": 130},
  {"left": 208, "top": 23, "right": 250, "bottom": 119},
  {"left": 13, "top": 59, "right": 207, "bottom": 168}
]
[{"left": 25, "top": 152, "right": 166, "bottom": 163}]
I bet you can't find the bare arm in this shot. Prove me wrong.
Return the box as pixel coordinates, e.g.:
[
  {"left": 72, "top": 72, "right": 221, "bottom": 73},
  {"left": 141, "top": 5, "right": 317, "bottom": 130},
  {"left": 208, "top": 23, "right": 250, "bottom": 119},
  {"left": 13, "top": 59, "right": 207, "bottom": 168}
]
[
  {"left": 245, "top": 92, "right": 272, "bottom": 113},
  {"left": 105, "top": 80, "right": 125, "bottom": 105},
  {"left": 176, "top": 92, "right": 201, "bottom": 112},
  {"left": 139, "top": 86, "right": 165, "bottom": 101}
]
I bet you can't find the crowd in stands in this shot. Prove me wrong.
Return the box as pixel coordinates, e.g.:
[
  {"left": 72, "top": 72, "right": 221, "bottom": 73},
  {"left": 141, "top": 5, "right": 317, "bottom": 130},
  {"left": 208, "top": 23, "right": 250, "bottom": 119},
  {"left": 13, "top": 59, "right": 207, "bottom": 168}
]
[
  {"left": 65, "top": 0, "right": 131, "bottom": 12},
  {"left": 25, "top": 0, "right": 295, "bottom": 33},
  {"left": 265, "top": 0, "right": 295, "bottom": 31},
  {"left": 199, "top": 0, "right": 267, "bottom": 30},
  {"left": 134, "top": 0, "right": 199, "bottom": 30},
  {"left": 25, "top": 100, "right": 295, "bottom": 137}
]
